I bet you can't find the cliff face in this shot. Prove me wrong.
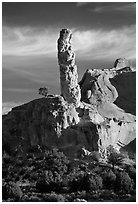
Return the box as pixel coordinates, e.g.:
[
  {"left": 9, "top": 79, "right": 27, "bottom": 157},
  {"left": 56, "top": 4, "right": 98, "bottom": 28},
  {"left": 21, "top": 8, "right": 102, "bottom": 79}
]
[
  {"left": 2, "top": 96, "right": 80, "bottom": 151},
  {"left": 2, "top": 29, "right": 136, "bottom": 157},
  {"left": 110, "top": 72, "right": 136, "bottom": 115}
]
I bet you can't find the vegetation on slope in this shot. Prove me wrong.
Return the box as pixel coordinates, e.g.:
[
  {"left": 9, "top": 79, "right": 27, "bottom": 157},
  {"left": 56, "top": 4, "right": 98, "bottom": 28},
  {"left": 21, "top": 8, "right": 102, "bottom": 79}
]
[{"left": 2, "top": 145, "right": 136, "bottom": 202}]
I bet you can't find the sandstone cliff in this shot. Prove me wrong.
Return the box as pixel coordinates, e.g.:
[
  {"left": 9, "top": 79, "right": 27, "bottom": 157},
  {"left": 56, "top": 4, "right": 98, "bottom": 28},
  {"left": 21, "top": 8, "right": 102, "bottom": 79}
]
[{"left": 2, "top": 29, "right": 136, "bottom": 158}]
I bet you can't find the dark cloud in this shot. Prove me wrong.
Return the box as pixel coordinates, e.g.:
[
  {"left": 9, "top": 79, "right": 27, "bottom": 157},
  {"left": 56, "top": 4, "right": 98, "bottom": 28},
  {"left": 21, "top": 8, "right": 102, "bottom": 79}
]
[{"left": 2, "top": 2, "right": 136, "bottom": 29}]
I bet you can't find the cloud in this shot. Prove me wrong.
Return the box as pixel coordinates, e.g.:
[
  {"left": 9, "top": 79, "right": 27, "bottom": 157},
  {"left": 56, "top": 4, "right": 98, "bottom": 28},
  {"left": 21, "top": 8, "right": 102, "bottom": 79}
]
[
  {"left": 76, "top": 2, "right": 90, "bottom": 7},
  {"left": 73, "top": 25, "right": 136, "bottom": 61},
  {"left": 3, "top": 88, "right": 35, "bottom": 93},
  {"left": 3, "top": 26, "right": 58, "bottom": 56},
  {"left": 91, "top": 3, "right": 136, "bottom": 13},
  {"left": 3, "top": 25, "right": 136, "bottom": 61},
  {"left": 2, "top": 102, "right": 23, "bottom": 115}
]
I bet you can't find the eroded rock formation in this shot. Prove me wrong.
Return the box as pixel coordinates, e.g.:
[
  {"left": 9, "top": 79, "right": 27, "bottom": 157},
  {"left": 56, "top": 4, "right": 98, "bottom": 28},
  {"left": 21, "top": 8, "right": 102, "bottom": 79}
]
[
  {"left": 2, "top": 29, "right": 136, "bottom": 158},
  {"left": 57, "top": 29, "right": 81, "bottom": 107},
  {"left": 114, "top": 58, "right": 130, "bottom": 70},
  {"left": 79, "top": 69, "right": 118, "bottom": 105}
]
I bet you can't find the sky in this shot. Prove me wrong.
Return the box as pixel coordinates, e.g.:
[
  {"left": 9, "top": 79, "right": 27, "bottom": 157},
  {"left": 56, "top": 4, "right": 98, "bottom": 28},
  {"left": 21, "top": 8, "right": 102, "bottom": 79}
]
[{"left": 2, "top": 1, "right": 136, "bottom": 114}]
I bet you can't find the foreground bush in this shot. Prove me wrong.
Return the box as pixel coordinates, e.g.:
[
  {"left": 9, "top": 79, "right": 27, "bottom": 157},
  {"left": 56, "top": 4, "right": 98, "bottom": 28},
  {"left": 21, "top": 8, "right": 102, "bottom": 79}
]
[
  {"left": 36, "top": 170, "right": 63, "bottom": 193},
  {"left": 125, "top": 166, "right": 136, "bottom": 185},
  {"left": 44, "top": 148, "right": 69, "bottom": 174},
  {"left": 43, "top": 192, "right": 66, "bottom": 202},
  {"left": 114, "top": 171, "right": 134, "bottom": 193},
  {"left": 26, "top": 147, "right": 69, "bottom": 177},
  {"left": 2, "top": 181, "right": 23, "bottom": 201},
  {"left": 68, "top": 169, "right": 103, "bottom": 192},
  {"left": 101, "top": 169, "right": 116, "bottom": 189},
  {"left": 88, "top": 173, "right": 103, "bottom": 191},
  {"left": 107, "top": 152, "right": 125, "bottom": 170}
]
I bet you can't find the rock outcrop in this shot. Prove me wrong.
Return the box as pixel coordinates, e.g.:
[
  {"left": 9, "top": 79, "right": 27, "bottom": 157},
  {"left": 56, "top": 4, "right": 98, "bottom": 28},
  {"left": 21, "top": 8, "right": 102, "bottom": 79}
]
[
  {"left": 2, "top": 96, "right": 80, "bottom": 153},
  {"left": 114, "top": 58, "right": 130, "bottom": 70},
  {"left": 79, "top": 69, "right": 118, "bottom": 105},
  {"left": 2, "top": 29, "right": 136, "bottom": 158},
  {"left": 57, "top": 29, "right": 81, "bottom": 107}
]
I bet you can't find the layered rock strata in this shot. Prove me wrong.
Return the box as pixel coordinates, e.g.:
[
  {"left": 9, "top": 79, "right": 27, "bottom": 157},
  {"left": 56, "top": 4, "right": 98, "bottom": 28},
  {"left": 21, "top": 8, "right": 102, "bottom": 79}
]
[{"left": 57, "top": 29, "right": 81, "bottom": 107}]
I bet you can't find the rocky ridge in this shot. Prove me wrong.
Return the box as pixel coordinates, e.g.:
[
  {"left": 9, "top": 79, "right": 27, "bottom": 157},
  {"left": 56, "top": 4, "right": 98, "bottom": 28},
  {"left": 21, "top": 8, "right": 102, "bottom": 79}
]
[{"left": 2, "top": 29, "right": 136, "bottom": 158}]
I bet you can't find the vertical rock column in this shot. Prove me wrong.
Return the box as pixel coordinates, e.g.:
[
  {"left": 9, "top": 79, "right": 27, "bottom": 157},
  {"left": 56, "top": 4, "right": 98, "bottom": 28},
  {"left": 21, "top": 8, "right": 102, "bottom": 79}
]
[{"left": 57, "top": 29, "right": 81, "bottom": 107}]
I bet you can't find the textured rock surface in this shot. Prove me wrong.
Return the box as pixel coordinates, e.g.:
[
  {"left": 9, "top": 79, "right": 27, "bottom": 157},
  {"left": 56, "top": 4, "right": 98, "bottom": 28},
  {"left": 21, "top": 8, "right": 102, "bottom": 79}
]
[
  {"left": 2, "top": 29, "right": 136, "bottom": 157},
  {"left": 79, "top": 69, "right": 118, "bottom": 105},
  {"left": 2, "top": 96, "right": 80, "bottom": 152},
  {"left": 2, "top": 94, "right": 136, "bottom": 157},
  {"left": 57, "top": 29, "right": 81, "bottom": 107},
  {"left": 114, "top": 58, "right": 130, "bottom": 70}
]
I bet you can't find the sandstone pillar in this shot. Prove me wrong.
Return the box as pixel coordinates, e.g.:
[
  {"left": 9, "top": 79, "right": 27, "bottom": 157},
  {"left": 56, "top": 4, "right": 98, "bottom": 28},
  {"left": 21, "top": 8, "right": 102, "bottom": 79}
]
[{"left": 57, "top": 29, "right": 81, "bottom": 107}]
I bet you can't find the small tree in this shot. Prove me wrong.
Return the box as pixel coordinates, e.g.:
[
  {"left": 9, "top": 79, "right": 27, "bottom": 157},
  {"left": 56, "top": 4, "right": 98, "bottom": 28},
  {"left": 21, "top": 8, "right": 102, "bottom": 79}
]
[
  {"left": 39, "top": 87, "right": 48, "bottom": 97},
  {"left": 101, "top": 169, "right": 116, "bottom": 189},
  {"left": 107, "top": 152, "right": 125, "bottom": 170},
  {"left": 2, "top": 181, "right": 23, "bottom": 201}
]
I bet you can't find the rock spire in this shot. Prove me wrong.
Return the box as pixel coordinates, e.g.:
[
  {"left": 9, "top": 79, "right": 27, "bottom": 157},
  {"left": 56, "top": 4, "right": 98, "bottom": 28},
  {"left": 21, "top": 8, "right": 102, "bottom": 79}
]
[{"left": 57, "top": 29, "right": 81, "bottom": 107}]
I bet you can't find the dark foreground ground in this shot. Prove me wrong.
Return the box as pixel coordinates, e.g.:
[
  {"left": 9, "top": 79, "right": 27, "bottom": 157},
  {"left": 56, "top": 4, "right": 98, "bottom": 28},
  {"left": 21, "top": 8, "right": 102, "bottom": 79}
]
[{"left": 2, "top": 146, "right": 136, "bottom": 202}]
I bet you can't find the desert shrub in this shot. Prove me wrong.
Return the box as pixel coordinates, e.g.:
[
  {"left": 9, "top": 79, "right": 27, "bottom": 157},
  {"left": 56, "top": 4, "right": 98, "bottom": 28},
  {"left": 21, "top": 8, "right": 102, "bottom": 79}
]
[
  {"left": 128, "top": 152, "right": 136, "bottom": 161},
  {"left": 99, "top": 190, "right": 118, "bottom": 200},
  {"left": 27, "top": 145, "right": 46, "bottom": 154},
  {"left": 2, "top": 152, "right": 12, "bottom": 164},
  {"left": 23, "top": 172, "right": 30, "bottom": 180},
  {"left": 88, "top": 173, "right": 103, "bottom": 191},
  {"left": 101, "top": 169, "right": 116, "bottom": 189},
  {"left": 79, "top": 163, "right": 88, "bottom": 171},
  {"left": 30, "top": 172, "right": 38, "bottom": 180},
  {"left": 125, "top": 166, "right": 136, "bottom": 185},
  {"left": 39, "top": 87, "right": 48, "bottom": 97},
  {"left": 26, "top": 147, "right": 69, "bottom": 175},
  {"left": 91, "top": 165, "right": 103, "bottom": 174},
  {"left": 19, "top": 167, "right": 26, "bottom": 176},
  {"left": 43, "top": 148, "right": 69, "bottom": 174},
  {"left": 107, "top": 151, "right": 125, "bottom": 170},
  {"left": 114, "top": 171, "right": 134, "bottom": 193},
  {"left": 28, "top": 195, "right": 42, "bottom": 202},
  {"left": 43, "top": 192, "right": 65, "bottom": 202},
  {"left": 68, "top": 170, "right": 86, "bottom": 192},
  {"left": 36, "top": 170, "right": 63, "bottom": 193},
  {"left": 2, "top": 181, "right": 23, "bottom": 201},
  {"left": 68, "top": 168, "right": 103, "bottom": 192}
]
